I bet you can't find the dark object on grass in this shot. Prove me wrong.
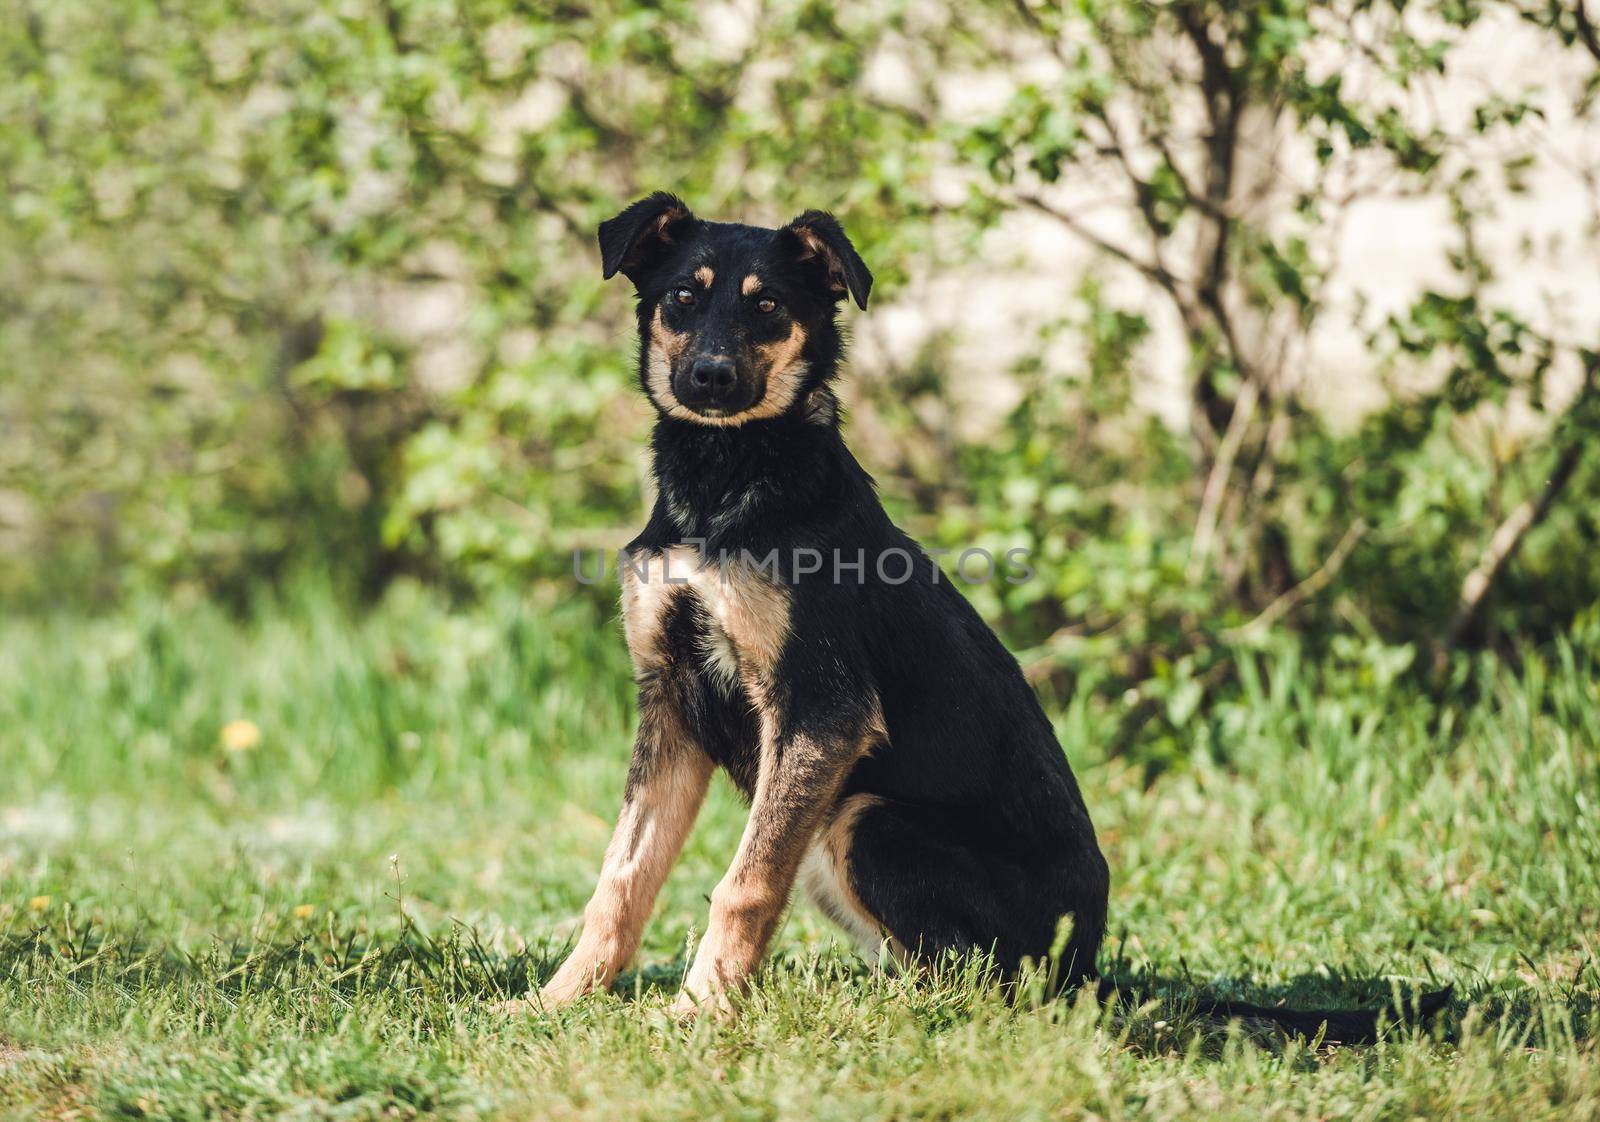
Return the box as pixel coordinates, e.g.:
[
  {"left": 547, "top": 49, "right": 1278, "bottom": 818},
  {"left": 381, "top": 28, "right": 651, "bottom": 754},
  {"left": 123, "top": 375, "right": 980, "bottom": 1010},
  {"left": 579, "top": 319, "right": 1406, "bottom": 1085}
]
[{"left": 1100, "top": 980, "right": 1454, "bottom": 1044}]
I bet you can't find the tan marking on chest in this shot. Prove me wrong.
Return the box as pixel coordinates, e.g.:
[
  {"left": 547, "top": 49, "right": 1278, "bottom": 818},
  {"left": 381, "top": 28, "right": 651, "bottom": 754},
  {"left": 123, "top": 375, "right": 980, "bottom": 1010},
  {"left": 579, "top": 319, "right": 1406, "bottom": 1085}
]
[
  {"left": 620, "top": 545, "right": 699, "bottom": 673},
  {"left": 621, "top": 548, "right": 792, "bottom": 682},
  {"left": 695, "top": 565, "right": 790, "bottom": 679}
]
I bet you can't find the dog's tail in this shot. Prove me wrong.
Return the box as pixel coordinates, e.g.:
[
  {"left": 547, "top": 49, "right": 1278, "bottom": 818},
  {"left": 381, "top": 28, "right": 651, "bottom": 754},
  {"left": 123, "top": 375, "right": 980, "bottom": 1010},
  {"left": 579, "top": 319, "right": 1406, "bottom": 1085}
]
[{"left": 1096, "top": 979, "right": 1452, "bottom": 1044}]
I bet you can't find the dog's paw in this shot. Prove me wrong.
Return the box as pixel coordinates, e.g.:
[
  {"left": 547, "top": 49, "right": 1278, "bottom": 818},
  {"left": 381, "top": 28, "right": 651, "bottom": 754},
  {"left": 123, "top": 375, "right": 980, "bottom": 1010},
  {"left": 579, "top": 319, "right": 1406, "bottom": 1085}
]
[
  {"left": 670, "top": 985, "right": 734, "bottom": 1022},
  {"left": 485, "top": 970, "right": 600, "bottom": 1017},
  {"left": 489, "top": 995, "right": 540, "bottom": 1016},
  {"left": 539, "top": 956, "right": 612, "bottom": 1008}
]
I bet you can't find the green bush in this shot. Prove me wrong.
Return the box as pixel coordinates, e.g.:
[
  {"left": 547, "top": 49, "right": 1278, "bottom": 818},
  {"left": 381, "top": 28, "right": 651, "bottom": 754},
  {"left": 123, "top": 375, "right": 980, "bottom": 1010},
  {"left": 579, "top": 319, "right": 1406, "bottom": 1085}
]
[{"left": 5, "top": 0, "right": 1598, "bottom": 763}]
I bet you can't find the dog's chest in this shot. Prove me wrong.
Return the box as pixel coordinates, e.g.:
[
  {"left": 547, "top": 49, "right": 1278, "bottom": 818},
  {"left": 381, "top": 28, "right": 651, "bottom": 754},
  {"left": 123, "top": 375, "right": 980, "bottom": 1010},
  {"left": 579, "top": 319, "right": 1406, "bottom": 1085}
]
[{"left": 620, "top": 546, "right": 791, "bottom": 692}]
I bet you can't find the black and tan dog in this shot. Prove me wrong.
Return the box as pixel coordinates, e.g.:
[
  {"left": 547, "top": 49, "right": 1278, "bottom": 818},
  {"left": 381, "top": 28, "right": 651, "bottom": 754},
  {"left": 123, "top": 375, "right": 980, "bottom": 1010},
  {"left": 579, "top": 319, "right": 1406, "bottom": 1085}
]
[{"left": 534, "top": 193, "right": 1445, "bottom": 1037}]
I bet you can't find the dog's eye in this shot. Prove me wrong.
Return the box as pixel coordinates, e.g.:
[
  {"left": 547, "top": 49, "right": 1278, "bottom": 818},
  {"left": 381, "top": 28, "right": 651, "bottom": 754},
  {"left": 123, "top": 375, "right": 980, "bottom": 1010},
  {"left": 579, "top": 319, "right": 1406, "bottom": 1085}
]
[
  {"left": 755, "top": 296, "right": 778, "bottom": 314},
  {"left": 671, "top": 287, "right": 696, "bottom": 307}
]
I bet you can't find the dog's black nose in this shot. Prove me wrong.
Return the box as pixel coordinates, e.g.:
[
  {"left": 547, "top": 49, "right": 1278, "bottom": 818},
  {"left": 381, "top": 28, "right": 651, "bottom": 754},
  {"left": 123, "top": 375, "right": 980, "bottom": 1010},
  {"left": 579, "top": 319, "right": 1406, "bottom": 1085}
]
[{"left": 687, "top": 357, "right": 737, "bottom": 398}]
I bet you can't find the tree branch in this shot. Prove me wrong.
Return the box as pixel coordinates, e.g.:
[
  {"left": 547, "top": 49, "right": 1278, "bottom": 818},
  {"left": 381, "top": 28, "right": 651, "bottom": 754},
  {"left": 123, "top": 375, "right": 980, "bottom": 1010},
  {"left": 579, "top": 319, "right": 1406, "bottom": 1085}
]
[
  {"left": 1223, "top": 519, "right": 1368, "bottom": 640},
  {"left": 1573, "top": 1, "right": 1600, "bottom": 63},
  {"left": 1014, "top": 192, "right": 1189, "bottom": 302},
  {"left": 1175, "top": 2, "right": 1243, "bottom": 301},
  {"left": 1441, "top": 439, "right": 1586, "bottom": 653},
  {"left": 1187, "top": 377, "right": 1260, "bottom": 582}
]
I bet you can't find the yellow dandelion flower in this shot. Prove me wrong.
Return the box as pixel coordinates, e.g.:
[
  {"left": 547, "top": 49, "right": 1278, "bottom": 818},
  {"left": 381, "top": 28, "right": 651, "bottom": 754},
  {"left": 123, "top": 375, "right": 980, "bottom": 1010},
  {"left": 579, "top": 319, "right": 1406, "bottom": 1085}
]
[
  {"left": 221, "top": 719, "right": 262, "bottom": 752},
  {"left": 293, "top": 904, "right": 316, "bottom": 920},
  {"left": 28, "top": 895, "right": 51, "bottom": 911}
]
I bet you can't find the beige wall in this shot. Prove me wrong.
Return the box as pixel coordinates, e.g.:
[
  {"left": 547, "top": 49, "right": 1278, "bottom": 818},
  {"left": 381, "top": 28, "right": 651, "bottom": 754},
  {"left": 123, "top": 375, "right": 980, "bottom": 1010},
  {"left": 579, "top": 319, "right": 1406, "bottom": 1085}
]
[{"left": 850, "top": 10, "right": 1599, "bottom": 440}]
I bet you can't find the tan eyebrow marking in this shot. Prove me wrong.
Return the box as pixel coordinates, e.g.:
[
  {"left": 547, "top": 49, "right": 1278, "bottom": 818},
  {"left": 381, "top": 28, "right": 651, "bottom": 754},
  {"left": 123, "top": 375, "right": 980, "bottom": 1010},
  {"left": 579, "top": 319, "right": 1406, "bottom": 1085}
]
[
  {"left": 741, "top": 274, "right": 761, "bottom": 296},
  {"left": 695, "top": 266, "right": 715, "bottom": 287}
]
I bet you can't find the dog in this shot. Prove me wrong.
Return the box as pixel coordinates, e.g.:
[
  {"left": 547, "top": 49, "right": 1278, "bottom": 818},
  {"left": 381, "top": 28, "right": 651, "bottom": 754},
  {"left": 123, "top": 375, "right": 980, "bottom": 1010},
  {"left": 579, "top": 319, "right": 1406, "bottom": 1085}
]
[{"left": 532, "top": 193, "right": 1447, "bottom": 1038}]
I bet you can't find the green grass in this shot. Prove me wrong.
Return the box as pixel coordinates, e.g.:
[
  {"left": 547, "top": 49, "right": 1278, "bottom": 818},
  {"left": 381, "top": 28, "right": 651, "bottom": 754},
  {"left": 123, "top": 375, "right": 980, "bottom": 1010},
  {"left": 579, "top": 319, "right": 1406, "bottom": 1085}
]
[{"left": 2, "top": 588, "right": 1598, "bottom": 1120}]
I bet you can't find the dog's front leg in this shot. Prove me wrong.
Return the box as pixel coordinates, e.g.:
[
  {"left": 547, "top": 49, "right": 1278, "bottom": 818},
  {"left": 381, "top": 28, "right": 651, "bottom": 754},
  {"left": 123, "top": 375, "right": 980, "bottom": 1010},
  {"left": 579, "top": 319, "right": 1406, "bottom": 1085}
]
[
  {"left": 674, "top": 716, "right": 866, "bottom": 1017},
  {"left": 540, "top": 686, "right": 712, "bottom": 1007}
]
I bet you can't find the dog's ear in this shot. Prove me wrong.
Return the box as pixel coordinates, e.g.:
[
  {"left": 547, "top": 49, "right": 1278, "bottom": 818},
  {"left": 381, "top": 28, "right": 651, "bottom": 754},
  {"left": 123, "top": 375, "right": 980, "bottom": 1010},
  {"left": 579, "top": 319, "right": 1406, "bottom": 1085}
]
[
  {"left": 780, "top": 210, "right": 872, "bottom": 310},
  {"left": 598, "top": 192, "right": 696, "bottom": 282}
]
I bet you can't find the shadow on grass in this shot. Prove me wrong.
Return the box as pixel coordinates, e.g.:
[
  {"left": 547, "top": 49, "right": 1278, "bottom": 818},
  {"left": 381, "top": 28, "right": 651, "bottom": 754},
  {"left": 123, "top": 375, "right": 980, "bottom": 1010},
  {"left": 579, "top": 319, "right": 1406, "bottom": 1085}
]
[
  {"left": 1091, "top": 947, "right": 1597, "bottom": 1055},
  {"left": 0, "top": 913, "right": 557, "bottom": 1006},
  {"left": 555, "top": 942, "right": 1592, "bottom": 1058},
  {"left": 3, "top": 917, "right": 1590, "bottom": 1054}
]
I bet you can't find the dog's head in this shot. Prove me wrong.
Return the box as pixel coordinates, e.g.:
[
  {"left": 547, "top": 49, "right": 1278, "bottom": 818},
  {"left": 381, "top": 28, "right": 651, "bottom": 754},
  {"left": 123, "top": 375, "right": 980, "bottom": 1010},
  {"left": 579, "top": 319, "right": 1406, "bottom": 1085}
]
[{"left": 598, "top": 192, "right": 871, "bottom": 427}]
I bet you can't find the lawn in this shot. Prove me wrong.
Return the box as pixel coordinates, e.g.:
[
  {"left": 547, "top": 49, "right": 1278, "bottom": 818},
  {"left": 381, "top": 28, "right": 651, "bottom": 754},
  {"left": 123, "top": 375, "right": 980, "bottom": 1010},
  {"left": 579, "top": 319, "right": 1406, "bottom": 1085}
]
[{"left": 2, "top": 591, "right": 1597, "bottom": 1120}]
